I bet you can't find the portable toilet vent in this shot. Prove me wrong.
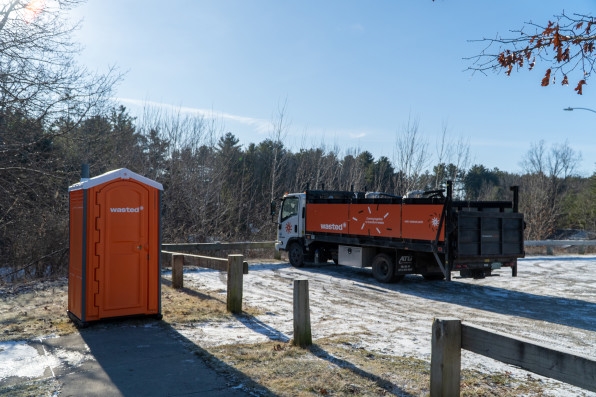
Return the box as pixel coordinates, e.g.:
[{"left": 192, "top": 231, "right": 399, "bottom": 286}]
[{"left": 67, "top": 168, "right": 163, "bottom": 325}]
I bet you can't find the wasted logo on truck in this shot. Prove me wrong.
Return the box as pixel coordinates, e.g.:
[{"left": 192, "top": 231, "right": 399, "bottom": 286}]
[{"left": 320, "top": 223, "right": 346, "bottom": 231}]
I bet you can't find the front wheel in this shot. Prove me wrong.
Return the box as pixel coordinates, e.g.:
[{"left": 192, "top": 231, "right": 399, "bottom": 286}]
[
  {"left": 288, "top": 242, "right": 305, "bottom": 267},
  {"left": 372, "top": 253, "right": 395, "bottom": 283}
]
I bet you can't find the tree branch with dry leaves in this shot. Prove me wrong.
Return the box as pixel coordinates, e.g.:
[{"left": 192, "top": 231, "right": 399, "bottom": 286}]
[{"left": 466, "top": 11, "right": 596, "bottom": 94}]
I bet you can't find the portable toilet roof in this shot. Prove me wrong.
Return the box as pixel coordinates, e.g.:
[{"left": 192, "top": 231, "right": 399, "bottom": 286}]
[{"left": 69, "top": 168, "right": 163, "bottom": 191}]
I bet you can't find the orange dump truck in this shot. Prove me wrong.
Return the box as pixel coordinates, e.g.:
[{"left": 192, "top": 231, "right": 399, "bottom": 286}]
[{"left": 274, "top": 181, "right": 525, "bottom": 282}]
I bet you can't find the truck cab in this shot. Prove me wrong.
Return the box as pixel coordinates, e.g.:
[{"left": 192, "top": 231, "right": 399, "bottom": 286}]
[{"left": 275, "top": 193, "right": 306, "bottom": 265}]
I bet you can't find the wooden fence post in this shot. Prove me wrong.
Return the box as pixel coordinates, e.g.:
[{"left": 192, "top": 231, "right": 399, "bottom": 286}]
[
  {"left": 430, "top": 318, "right": 462, "bottom": 397},
  {"left": 172, "top": 254, "right": 184, "bottom": 289},
  {"left": 293, "top": 279, "right": 312, "bottom": 348},
  {"left": 227, "top": 254, "right": 244, "bottom": 314}
]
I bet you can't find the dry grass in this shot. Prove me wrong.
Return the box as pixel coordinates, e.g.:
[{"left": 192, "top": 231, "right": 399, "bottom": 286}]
[
  {"left": 203, "top": 338, "right": 429, "bottom": 396},
  {"left": 0, "top": 279, "right": 76, "bottom": 342},
  {"left": 0, "top": 277, "right": 551, "bottom": 396},
  {"left": 161, "top": 279, "right": 263, "bottom": 322},
  {"left": 0, "top": 380, "right": 62, "bottom": 397},
  {"left": 0, "top": 277, "right": 256, "bottom": 342},
  {"left": 202, "top": 337, "right": 549, "bottom": 396}
]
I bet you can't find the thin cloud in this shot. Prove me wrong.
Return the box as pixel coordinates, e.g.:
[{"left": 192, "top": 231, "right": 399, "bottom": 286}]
[
  {"left": 349, "top": 132, "right": 367, "bottom": 139},
  {"left": 114, "top": 98, "right": 389, "bottom": 158},
  {"left": 116, "top": 97, "right": 273, "bottom": 134}
]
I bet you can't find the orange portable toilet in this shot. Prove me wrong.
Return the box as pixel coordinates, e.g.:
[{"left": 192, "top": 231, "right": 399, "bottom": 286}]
[{"left": 67, "top": 168, "right": 163, "bottom": 325}]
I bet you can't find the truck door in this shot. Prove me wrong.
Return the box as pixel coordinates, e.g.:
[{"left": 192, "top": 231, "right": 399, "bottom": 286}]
[{"left": 277, "top": 195, "right": 301, "bottom": 250}]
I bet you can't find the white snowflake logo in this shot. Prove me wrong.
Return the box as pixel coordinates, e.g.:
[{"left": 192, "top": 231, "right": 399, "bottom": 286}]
[
  {"left": 428, "top": 213, "right": 441, "bottom": 231},
  {"left": 431, "top": 216, "right": 440, "bottom": 228}
]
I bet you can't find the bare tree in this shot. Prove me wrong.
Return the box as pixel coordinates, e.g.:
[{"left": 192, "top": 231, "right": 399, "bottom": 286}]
[
  {"left": 520, "top": 140, "right": 582, "bottom": 240},
  {"left": 135, "top": 105, "right": 229, "bottom": 243},
  {"left": 467, "top": 11, "right": 596, "bottom": 94},
  {"left": 340, "top": 148, "right": 367, "bottom": 192},
  {"left": 0, "top": 1, "right": 119, "bottom": 121},
  {"left": 0, "top": 0, "right": 120, "bottom": 281},
  {"left": 393, "top": 116, "right": 430, "bottom": 195},
  {"left": 268, "top": 98, "right": 290, "bottom": 202},
  {"left": 432, "top": 122, "right": 471, "bottom": 192}
]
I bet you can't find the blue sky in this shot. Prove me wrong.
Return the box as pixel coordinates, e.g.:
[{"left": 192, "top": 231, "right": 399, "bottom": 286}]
[{"left": 70, "top": 1, "right": 596, "bottom": 176}]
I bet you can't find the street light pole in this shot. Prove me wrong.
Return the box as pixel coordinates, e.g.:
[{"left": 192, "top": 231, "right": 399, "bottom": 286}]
[{"left": 563, "top": 106, "right": 596, "bottom": 114}]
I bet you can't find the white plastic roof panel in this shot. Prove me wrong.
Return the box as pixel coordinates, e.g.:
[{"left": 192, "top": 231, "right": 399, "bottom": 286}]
[{"left": 68, "top": 168, "right": 163, "bottom": 191}]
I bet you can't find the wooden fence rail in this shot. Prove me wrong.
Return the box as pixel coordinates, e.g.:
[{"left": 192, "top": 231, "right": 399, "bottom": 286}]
[
  {"left": 162, "top": 251, "right": 249, "bottom": 275},
  {"left": 430, "top": 318, "right": 596, "bottom": 396},
  {"left": 162, "top": 241, "right": 276, "bottom": 252},
  {"left": 162, "top": 251, "right": 246, "bottom": 314},
  {"left": 525, "top": 240, "right": 596, "bottom": 246}
]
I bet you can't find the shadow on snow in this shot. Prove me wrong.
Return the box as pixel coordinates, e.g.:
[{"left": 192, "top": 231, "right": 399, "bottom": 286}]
[{"left": 268, "top": 258, "right": 596, "bottom": 333}]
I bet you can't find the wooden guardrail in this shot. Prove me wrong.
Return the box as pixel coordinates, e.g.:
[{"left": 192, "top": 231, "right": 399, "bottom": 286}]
[
  {"left": 162, "top": 251, "right": 249, "bottom": 276},
  {"left": 162, "top": 241, "right": 276, "bottom": 252},
  {"left": 430, "top": 318, "right": 596, "bottom": 396},
  {"left": 162, "top": 251, "right": 246, "bottom": 314},
  {"left": 525, "top": 240, "right": 596, "bottom": 246},
  {"left": 162, "top": 239, "right": 596, "bottom": 256}
]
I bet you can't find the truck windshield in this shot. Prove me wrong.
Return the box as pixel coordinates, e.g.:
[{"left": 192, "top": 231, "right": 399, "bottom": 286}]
[{"left": 281, "top": 197, "right": 299, "bottom": 222}]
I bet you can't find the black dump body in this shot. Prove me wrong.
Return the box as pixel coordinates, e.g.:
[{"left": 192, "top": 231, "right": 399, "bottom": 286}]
[
  {"left": 430, "top": 182, "right": 525, "bottom": 279},
  {"left": 449, "top": 198, "right": 525, "bottom": 272}
]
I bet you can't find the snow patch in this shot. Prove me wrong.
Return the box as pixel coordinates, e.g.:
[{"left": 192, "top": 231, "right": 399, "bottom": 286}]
[
  {"left": 0, "top": 336, "right": 87, "bottom": 381},
  {"left": 0, "top": 341, "right": 58, "bottom": 379}
]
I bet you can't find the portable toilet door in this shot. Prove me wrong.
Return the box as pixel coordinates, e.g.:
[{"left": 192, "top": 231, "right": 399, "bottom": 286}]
[{"left": 68, "top": 168, "right": 163, "bottom": 325}]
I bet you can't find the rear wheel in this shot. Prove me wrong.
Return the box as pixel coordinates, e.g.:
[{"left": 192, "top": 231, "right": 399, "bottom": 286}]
[
  {"left": 288, "top": 242, "right": 305, "bottom": 267},
  {"left": 372, "top": 253, "right": 395, "bottom": 283}
]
